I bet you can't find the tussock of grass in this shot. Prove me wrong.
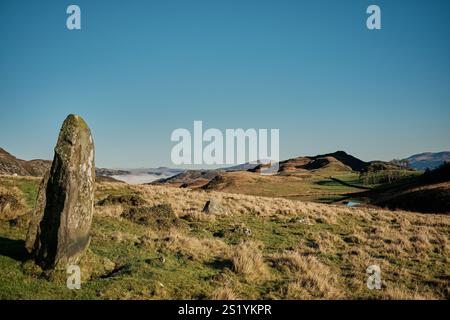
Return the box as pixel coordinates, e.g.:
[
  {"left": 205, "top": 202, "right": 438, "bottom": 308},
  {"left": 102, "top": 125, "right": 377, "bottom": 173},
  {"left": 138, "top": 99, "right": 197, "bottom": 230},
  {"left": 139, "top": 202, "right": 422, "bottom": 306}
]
[
  {"left": 97, "top": 194, "right": 147, "bottom": 207},
  {"left": 146, "top": 229, "right": 229, "bottom": 262},
  {"left": 231, "top": 241, "right": 269, "bottom": 280},
  {"left": 122, "top": 204, "right": 179, "bottom": 229},
  {"left": 0, "top": 186, "right": 29, "bottom": 221},
  {"left": 273, "top": 252, "right": 343, "bottom": 299}
]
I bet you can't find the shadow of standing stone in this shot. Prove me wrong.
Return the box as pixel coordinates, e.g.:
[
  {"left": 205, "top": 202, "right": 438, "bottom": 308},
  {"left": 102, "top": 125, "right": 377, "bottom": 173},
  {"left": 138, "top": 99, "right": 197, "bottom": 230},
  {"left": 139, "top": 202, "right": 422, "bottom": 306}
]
[
  {"left": 0, "top": 237, "right": 28, "bottom": 262},
  {"left": 25, "top": 114, "right": 95, "bottom": 270}
]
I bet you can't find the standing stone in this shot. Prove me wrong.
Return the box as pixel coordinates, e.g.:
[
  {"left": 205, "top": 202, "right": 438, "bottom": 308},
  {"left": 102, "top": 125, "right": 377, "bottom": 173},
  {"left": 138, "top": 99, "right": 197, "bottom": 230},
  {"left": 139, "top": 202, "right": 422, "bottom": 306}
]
[{"left": 25, "top": 114, "right": 95, "bottom": 269}]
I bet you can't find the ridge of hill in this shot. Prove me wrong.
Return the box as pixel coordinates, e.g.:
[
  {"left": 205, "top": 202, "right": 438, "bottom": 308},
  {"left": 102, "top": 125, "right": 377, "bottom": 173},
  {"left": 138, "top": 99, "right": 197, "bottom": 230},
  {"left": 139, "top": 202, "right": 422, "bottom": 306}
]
[{"left": 0, "top": 148, "right": 51, "bottom": 176}]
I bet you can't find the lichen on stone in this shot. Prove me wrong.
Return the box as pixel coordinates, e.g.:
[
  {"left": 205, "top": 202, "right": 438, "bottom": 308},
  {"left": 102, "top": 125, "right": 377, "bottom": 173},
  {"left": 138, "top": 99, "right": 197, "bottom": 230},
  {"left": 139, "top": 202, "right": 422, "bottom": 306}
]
[{"left": 26, "top": 114, "right": 96, "bottom": 270}]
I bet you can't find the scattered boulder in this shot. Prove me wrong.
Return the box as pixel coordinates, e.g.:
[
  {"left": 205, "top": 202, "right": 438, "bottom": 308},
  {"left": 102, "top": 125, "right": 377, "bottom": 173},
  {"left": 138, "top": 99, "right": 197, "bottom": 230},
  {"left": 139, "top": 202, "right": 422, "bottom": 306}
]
[
  {"left": 25, "top": 114, "right": 95, "bottom": 269},
  {"left": 202, "top": 200, "right": 229, "bottom": 215}
]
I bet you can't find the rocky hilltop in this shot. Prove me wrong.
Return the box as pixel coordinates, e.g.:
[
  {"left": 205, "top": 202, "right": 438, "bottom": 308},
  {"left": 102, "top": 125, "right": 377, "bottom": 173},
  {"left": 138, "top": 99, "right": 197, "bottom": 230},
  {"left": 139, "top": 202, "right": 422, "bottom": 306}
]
[{"left": 0, "top": 148, "right": 52, "bottom": 176}]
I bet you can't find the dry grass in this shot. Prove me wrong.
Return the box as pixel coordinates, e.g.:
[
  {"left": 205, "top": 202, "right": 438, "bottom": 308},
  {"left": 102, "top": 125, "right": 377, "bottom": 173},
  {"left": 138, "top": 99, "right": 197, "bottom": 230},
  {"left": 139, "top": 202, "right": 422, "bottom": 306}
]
[
  {"left": 141, "top": 229, "right": 230, "bottom": 262},
  {"left": 272, "top": 252, "right": 343, "bottom": 299},
  {"left": 382, "top": 284, "right": 439, "bottom": 300},
  {"left": 95, "top": 183, "right": 449, "bottom": 299},
  {"left": 210, "top": 287, "right": 238, "bottom": 300},
  {"left": 138, "top": 184, "right": 342, "bottom": 226},
  {"left": 110, "top": 231, "right": 139, "bottom": 244},
  {"left": 0, "top": 185, "right": 29, "bottom": 220},
  {"left": 180, "top": 210, "right": 217, "bottom": 223},
  {"left": 231, "top": 241, "right": 269, "bottom": 280},
  {"left": 94, "top": 204, "right": 124, "bottom": 218},
  {"left": 1, "top": 178, "right": 449, "bottom": 300}
]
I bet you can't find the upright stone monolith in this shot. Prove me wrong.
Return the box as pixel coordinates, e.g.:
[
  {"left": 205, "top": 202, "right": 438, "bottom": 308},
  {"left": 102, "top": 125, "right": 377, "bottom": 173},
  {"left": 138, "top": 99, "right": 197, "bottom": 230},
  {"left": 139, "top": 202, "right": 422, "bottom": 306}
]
[{"left": 26, "top": 114, "right": 95, "bottom": 269}]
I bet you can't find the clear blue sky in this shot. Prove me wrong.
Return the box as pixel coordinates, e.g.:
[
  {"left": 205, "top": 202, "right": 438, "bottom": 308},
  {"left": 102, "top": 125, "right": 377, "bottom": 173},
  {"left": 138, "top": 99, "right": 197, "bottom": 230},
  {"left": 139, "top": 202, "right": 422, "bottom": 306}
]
[{"left": 1, "top": 0, "right": 449, "bottom": 168}]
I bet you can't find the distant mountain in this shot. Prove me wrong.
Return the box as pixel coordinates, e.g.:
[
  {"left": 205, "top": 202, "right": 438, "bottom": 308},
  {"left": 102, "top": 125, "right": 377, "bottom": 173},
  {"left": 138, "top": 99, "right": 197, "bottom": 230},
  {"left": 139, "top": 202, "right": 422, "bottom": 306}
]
[{"left": 405, "top": 152, "right": 450, "bottom": 170}]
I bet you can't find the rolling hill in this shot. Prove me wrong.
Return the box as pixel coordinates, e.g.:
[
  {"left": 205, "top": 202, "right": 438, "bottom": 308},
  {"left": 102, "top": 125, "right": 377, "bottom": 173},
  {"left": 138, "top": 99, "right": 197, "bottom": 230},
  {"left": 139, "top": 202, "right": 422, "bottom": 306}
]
[
  {"left": 153, "top": 151, "right": 374, "bottom": 203},
  {"left": 151, "top": 151, "right": 450, "bottom": 213},
  {"left": 5, "top": 147, "right": 448, "bottom": 212}
]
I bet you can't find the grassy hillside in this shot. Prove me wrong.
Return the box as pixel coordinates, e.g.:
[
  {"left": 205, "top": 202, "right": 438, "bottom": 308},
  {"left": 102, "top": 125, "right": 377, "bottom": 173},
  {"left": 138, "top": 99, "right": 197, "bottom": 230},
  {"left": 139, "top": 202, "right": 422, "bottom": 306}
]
[
  {"left": 200, "top": 171, "right": 365, "bottom": 203},
  {"left": 358, "top": 163, "right": 450, "bottom": 214},
  {"left": 0, "top": 176, "right": 448, "bottom": 300}
]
